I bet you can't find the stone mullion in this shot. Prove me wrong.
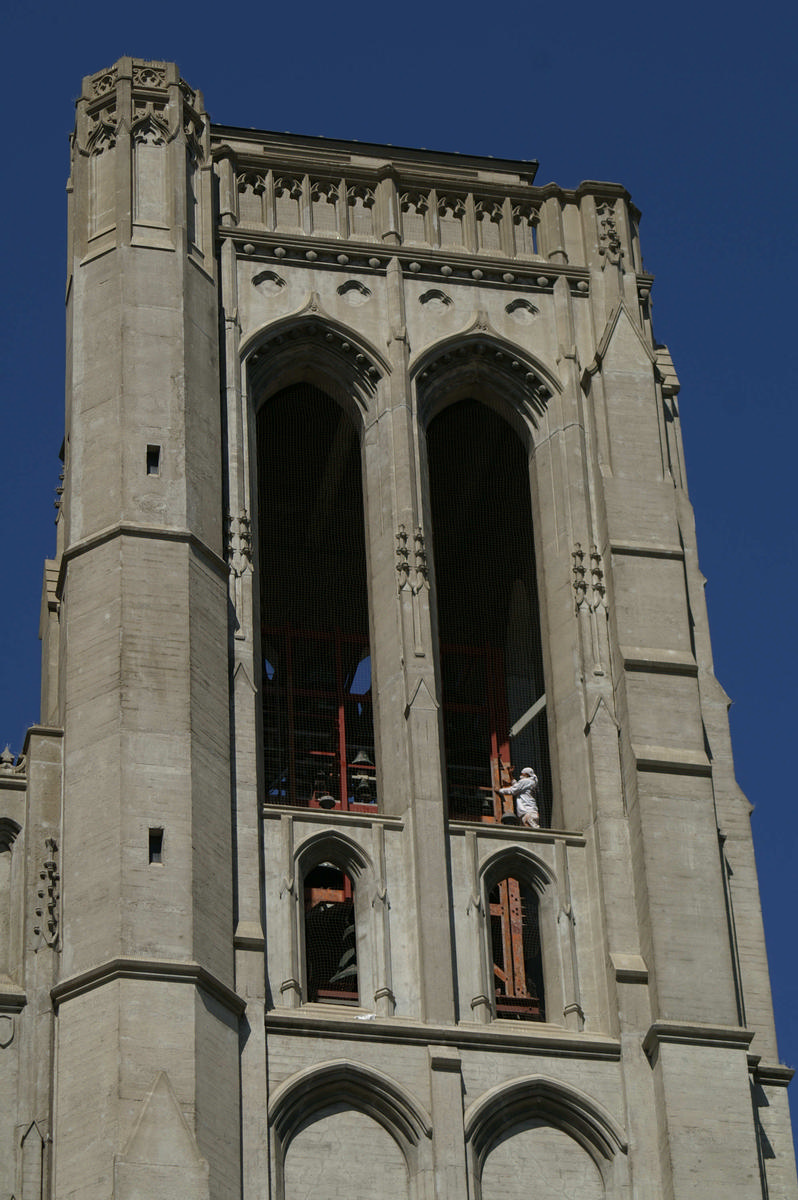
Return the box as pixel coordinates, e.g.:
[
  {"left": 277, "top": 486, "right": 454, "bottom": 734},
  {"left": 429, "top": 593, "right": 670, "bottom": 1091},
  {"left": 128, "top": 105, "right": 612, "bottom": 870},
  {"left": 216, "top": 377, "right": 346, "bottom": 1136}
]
[{"left": 361, "top": 257, "right": 455, "bottom": 1023}]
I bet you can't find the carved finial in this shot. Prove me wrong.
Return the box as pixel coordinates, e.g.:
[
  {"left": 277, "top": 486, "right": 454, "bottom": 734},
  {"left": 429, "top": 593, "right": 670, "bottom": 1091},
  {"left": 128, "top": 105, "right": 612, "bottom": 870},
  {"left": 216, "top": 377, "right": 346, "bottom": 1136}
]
[{"left": 0, "top": 745, "right": 14, "bottom": 771}]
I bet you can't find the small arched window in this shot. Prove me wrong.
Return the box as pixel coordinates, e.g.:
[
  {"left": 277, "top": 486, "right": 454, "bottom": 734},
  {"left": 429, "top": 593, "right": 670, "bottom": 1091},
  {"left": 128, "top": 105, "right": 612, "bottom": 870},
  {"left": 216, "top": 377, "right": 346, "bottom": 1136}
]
[
  {"left": 303, "top": 861, "right": 359, "bottom": 1004},
  {"left": 488, "top": 873, "right": 544, "bottom": 1021}
]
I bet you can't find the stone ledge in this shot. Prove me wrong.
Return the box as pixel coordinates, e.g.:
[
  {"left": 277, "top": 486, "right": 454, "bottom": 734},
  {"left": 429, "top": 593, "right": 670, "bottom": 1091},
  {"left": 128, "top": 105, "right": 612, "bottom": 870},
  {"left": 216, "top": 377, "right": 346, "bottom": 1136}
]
[
  {"left": 620, "top": 646, "right": 698, "bottom": 676},
  {"left": 610, "top": 953, "right": 649, "bottom": 985},
  {"left": 448, "top": 822, "right": 586, "bottom": 846},
  {"left": 747, "top": 1057, "right": 795, "bottom": 1087},
  {"left": 610, "top": 540, "right": 685, "bottom": 560},
  {"left": 632, "top": 744, "right": 711, "bottom": 777},
  {"left": 0, "top": 981, "right": 27, "bottom": 1013},
  {"left": 266, "top": 1008, "right": 621, "bottom": 1060},
  {"left": 51, "top": 957, "right": 245, "bottom": 1016},
  {"left": 262, "top": 805, "right": 404, "bottom": 829},
  {"left": 642, "top": 1021, "right": 754, "bottom": 1056}
]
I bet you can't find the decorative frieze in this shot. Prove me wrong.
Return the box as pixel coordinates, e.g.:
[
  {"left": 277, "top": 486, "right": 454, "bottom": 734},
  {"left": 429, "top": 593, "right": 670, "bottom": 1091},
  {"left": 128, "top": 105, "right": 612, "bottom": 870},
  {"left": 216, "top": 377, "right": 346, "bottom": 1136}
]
[{"left": 90, "top": 67, "right": 117, "bottom": 98}]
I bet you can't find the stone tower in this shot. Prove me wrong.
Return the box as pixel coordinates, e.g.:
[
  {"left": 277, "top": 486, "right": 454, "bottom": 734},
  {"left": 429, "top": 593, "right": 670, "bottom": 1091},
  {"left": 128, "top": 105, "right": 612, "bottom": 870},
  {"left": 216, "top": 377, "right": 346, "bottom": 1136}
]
[{"left": 0, "top": 57, "right": 795, "bottom": 1199}]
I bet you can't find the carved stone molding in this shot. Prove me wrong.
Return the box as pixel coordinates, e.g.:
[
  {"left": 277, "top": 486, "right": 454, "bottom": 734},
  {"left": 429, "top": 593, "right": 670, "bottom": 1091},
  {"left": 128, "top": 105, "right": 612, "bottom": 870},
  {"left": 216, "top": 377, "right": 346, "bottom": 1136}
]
[
  {"left": 132, "top": 63, "right": 167, "bottom": 90},
  {"left": 226, "top": 509, "right": 253, "bottom": 577},
  {"left": 131, "top": 103, "right": 168, "bottom": 147},
  {"left": 573, "top": 543, "right": 607, "bottom": 613},
  {"left": 572, "top": 544, "right": 588, "bottom": 612},
  {"left": 596, "top": 200, "right": 623, "bottom": 268},
  {"left": 590, "top": 545, "right": 607, "bottom": 610},
  {"left": 396, "top": 525, "right": 428, "bottom": 594},
  {"left": 33, "top": 838, "right": 60, "bottom": 951},
  {"left": 90, "top": 68, "right": 117, "bottom": 98}
]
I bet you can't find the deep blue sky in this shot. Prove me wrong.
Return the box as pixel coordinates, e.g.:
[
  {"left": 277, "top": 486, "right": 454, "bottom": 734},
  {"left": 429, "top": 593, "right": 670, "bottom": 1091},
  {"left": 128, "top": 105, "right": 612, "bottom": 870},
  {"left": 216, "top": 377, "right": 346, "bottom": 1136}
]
[{"left": 1, "top": 0, "right": 795, "bottom": 1148}]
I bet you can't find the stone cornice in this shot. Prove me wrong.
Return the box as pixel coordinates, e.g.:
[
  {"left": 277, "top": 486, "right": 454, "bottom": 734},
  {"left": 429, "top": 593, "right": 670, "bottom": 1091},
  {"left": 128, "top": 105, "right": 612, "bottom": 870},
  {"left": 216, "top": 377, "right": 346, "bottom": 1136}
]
[
  {"left": 222, "top": 228, "right": 595, "bottom": 290},
  {"left": 51, "top": 957, "right": 245, "bottom": 1016},
  {"left": 212, "top": 126, "right": 539, "bottom": 185},
  {"left": 266, "top": 1008, "right": 621, "bottom": 1060}
]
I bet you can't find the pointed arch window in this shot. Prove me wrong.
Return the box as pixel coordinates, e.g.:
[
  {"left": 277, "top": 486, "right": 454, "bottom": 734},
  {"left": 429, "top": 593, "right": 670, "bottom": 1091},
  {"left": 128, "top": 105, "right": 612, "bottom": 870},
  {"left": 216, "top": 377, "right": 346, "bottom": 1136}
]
[
  {"left": 303, "top": 861, "right": 359, "bottom": 1004},
  {"left": 257, "top": 384, "right": 376, "bottom": 811},
  {"left": 426, "top": 398, "right": 551, "bottom": 824},
  {"left": 488, "top": 874, "right": 544, "bottom": 1020}
]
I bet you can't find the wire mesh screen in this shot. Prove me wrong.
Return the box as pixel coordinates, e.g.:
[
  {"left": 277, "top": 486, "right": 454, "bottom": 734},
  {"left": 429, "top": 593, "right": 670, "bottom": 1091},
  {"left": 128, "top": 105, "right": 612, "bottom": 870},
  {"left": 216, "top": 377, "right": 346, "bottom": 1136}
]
[
  {"left": 257, "top": 385, "right": 376, "bottom": 811},
  {"left": 304, "top": 863, "right": 358, "bottom": 1004},
  {"left": 427, "top": 399, "right": 552, "bottom": 824}
]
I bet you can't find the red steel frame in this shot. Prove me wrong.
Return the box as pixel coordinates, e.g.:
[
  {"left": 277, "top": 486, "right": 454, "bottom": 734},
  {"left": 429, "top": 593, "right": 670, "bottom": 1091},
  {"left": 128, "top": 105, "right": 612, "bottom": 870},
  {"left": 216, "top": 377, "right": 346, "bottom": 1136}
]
[{"left": 264, "top": 624, "right": 376, "bottom": 813}]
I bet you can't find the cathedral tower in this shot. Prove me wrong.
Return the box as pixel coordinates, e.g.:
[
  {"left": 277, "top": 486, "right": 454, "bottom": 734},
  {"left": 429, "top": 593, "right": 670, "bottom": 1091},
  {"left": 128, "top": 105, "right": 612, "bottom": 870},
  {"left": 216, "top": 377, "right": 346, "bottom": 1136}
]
[{"left": 0, "top": 58, "right": 794, "bottom": 1199}]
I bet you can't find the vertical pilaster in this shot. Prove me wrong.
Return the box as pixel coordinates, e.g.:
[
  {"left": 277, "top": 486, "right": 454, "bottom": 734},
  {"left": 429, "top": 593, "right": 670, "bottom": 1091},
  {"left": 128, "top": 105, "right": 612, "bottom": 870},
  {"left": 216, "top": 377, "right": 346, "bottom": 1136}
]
[{"left": 362, "top": 256, "right": 456, "bottom": 1023}]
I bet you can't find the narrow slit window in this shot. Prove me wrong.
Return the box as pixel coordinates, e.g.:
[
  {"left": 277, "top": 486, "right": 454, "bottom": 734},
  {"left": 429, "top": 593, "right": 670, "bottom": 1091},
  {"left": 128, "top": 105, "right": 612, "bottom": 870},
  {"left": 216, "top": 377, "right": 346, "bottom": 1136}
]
[
  {"left": 146, "top": 444, "right": 161, "bottom": 475},
  {"left": 148, "top": 828, "right": 163, "bottom": 864}
]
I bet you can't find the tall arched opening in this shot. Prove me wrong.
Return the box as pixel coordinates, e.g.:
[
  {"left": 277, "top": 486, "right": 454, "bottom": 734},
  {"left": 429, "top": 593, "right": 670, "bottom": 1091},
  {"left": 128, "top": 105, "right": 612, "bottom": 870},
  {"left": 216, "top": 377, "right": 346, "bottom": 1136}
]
[
  {"left": 256, "top": 384, "right": 376, "bottom": 812},
  {"left": 426, "top": 399, "right": 550, "bottom": 824}
]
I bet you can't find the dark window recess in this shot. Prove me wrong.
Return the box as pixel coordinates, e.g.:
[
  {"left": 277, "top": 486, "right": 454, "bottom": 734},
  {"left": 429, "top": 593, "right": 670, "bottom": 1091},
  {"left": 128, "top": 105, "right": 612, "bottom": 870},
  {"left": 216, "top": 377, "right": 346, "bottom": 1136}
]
[
  {"left": 257, "top": 384, "right": 376, "bottom": 812},
  {"left": 303, "top": 862, "right": 358, "bottom": 1004},
  {"left": 148, "top": 828, "right": 163, "bottom": 864},
  {"left": 489, "top": 877, "right": 544, "bottom": 1020},
  {"left": 427, "top": 400, "right": 551, "bottom": 825},
  {"left": 146, "top": 445, "right": 161, "bottom": 475}
]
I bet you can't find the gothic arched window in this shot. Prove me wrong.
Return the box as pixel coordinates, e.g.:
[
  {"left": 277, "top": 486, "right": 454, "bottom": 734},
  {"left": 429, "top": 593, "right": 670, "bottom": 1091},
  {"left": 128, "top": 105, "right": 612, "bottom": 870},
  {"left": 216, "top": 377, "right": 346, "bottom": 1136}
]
[
  {"left": 257, "top": 384, "right": 376, "bottom": 812},
  {"left": 488, "top": 873, "right": 545, "bottom": 1021},
  {"left": 426, "top": 398, "right": 550, "bottom": 824},
  {"left": 303, "top": 861, "right": 359, "bottom": 1004}
]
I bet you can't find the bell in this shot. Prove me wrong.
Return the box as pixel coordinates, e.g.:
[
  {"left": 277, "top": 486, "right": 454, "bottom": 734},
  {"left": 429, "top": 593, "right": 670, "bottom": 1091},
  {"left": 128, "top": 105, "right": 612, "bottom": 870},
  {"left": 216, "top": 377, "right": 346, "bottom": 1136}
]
[
  {"left": 317, "top": 793, "right": 336, "bottom": 809},
  {"left": 352, "top": 748, "right": 373, "bottom": 766}
]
